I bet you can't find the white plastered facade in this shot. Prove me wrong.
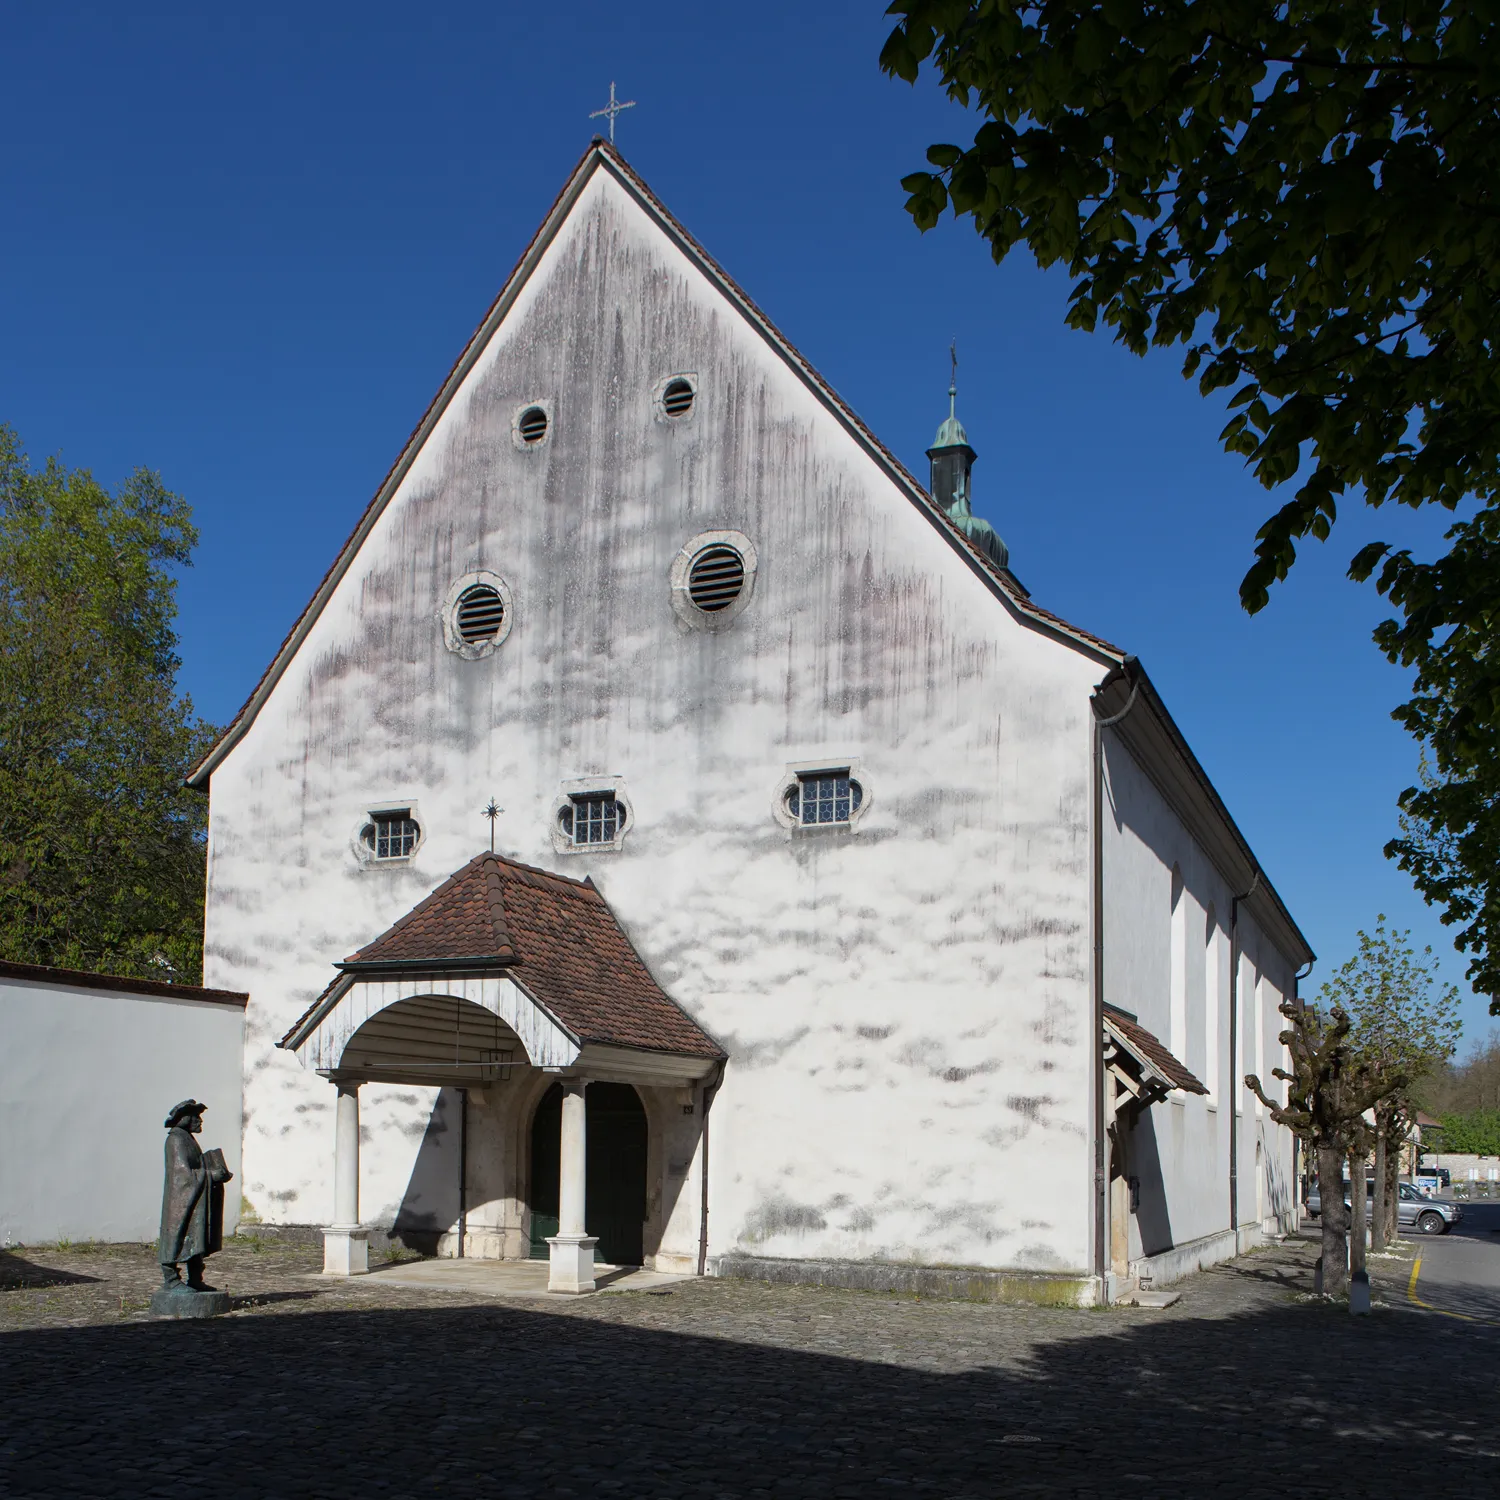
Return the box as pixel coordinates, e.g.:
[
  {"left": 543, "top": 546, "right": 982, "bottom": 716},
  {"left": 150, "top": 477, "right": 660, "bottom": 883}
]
[{"left": 198, "top": 149, "right": 1305, "bottom": 1293}]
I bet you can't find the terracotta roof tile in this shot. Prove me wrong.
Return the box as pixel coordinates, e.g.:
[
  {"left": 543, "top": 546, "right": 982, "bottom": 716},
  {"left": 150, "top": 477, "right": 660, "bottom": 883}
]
[
  {"left": 1104, "top": 1004, "right": 1207, "bottom": 1095},
  {"left": 309, "top": 852, "right": 722, "bottom": 1060}
]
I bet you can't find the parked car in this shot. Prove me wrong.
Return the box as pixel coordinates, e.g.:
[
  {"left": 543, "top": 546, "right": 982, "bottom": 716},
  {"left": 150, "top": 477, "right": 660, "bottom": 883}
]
[{"left": 1305, "top": 1179, "right": 1462, "bottom": 1235}]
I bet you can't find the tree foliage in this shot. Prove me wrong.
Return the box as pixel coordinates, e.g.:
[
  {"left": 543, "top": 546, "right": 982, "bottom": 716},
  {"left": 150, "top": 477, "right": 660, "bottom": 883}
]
[
  {"left": 1320, "top": 915, "right": 1459, "bottom": 1246},
  {"left": 882, "top": 3, "right": 1500, "bottom": 1002},
  {"left": 1330, "top": 914, "right": 1463, "bottom": 1073},
  {"left": 0, "top": 425, "right": 214, "bottom": 982},
  {"left": 1431, "top": 1109, "right": 1500, "bottom": 1155}
]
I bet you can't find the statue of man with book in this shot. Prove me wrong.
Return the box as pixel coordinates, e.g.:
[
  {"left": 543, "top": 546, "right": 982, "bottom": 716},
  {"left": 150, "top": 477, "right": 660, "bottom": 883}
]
[{"left": 151, "top": 1098, "right": 233, "bottom": 1317}]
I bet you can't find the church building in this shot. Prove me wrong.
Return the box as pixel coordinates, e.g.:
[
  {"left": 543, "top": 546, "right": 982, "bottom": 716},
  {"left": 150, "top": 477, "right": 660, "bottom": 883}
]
[{"left": 188, "top": 141, "right": 1312, "bottom": 1304}]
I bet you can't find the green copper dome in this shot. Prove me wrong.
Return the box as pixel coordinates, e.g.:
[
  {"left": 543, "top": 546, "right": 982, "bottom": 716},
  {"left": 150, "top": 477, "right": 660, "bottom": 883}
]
[
  {"left": 932, "top": 411, "right": 969, "bottom": 449},
  {"left": 931, "top": 381, "right": 970, "bottom": 451}
]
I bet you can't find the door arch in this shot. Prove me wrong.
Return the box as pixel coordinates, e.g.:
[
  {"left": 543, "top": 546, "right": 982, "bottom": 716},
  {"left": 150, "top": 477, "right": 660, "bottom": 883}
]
[{"left": 528, "top": 1081, "right": 648, "bottom": 1265}]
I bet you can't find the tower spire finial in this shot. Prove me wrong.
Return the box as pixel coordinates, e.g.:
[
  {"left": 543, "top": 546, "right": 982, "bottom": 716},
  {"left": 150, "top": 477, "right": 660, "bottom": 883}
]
[{"left": 949, "top": 339, "right": 958, "bottom": 419}]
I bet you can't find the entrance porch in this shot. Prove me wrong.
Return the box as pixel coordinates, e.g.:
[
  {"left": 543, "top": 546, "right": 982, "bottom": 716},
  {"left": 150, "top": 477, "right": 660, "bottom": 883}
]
[{"left": 277, "top": 851, "right": 724, "bottom": 1293}]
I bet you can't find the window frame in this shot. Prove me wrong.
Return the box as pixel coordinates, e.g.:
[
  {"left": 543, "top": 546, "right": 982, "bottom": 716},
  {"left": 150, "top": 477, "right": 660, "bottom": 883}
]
[
  {"left": 773, "top": 759, "right": 871, "bottom": 834},
  {"left": 356, "top": 804, "right": 424, "bottom": 865},
  {"left": 551, "top": 778, "right": 632, "bottom": 855}
]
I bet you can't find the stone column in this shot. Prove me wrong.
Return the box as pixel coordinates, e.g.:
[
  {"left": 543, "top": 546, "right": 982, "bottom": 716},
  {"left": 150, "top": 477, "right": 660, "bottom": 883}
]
[
  {"left": 546, "top": 1079, "right": 596, "bottom": 1292},
  {"left": 323, "top": 1080, "right": 369, "bottom": 1276}
]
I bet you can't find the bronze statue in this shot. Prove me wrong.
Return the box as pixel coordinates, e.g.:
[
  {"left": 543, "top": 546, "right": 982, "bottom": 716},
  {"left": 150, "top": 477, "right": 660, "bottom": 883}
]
[{"left": 152, "top": 1099, "right": 233, "bottom": 1316}]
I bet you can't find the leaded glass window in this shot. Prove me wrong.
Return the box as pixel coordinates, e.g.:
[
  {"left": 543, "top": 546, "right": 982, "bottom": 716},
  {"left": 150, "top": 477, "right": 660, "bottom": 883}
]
[
  {"left": 786, "top": 772, "right": 862, "bottom": 826},
  {"left": 362, "top": 810, "right": 419, "bottom": 860},
  {"left": 560, "top": 794, "right": 626, "bottom": 846}
]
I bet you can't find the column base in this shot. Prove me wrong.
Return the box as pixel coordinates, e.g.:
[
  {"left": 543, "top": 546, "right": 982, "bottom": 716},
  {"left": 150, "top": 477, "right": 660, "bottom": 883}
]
[
  {"left": 323, "top": 1225, "right": 369, "bottom": 1277},
  {"left": 546, "top": 1234, "right": 598, "bottom": 1293}
]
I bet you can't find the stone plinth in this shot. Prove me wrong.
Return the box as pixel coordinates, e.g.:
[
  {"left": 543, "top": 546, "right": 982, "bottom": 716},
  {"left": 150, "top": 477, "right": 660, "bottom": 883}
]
[
  {"left": 323, "top": 1225, "right": 369, "bottom": 1276},
  {"left": 149, "top": 1287, "right": 231, "bottom": 1318},
  {"left": 546, "top": 1233, "right": 598, "bottom": 1293}
]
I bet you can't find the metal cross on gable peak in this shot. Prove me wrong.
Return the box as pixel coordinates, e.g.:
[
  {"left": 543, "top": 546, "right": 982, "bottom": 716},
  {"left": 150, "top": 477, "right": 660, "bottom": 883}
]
[{"left": 589, "top": 81, "right": 636, "bottom": 144}]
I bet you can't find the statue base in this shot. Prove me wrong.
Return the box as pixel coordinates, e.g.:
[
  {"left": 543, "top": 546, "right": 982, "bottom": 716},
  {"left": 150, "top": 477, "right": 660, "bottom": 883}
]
[{"left": 150, "top": 1286, "right": 231, "bottom": 1319}]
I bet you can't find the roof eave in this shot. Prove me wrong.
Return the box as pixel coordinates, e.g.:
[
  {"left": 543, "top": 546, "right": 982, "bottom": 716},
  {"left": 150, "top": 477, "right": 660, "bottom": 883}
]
[{"left": 1093, "top": 659, "right": 1315, "bottom": 971}]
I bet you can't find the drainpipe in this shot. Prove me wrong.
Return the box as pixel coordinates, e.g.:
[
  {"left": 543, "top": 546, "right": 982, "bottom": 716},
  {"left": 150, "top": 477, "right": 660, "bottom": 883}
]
[
  {"left": 696, "top": 1063, "right": 726, "bottom": 1278},
  {"left": 1092, "top": 659, "right": 1141, "bottom": 1295},
  {"left": 1228, "top": 874, "right": 1260, "bottom": 1236},
  {"left": 1290, "top": 959, "right": 1313, "bottom": 1219},
  {"left": 457, "top": 1087, "right": 468, "bottom": 1259}
]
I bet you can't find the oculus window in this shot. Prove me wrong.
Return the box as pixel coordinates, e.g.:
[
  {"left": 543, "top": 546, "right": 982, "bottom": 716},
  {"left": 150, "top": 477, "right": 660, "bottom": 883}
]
[
  {"left": 361, "top": 810, "right": 420, "bottom": 860},
  {"left": 786, "top": 771, "right": 862, "bottom": 827},
  {"left": 559, "top": 793, "right": 627, "bottom": 847}
]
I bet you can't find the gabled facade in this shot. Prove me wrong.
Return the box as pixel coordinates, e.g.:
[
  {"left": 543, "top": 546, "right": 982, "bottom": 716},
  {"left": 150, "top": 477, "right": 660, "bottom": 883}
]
[{"left": 193, "top": 142, "right": 1312, "bottom": 1302}]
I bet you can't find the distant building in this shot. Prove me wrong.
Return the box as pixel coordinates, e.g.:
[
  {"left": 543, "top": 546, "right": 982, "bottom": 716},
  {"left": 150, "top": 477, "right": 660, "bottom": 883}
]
[{"left": 187, "top": 142, "right": 1312, "bottom": 1303}]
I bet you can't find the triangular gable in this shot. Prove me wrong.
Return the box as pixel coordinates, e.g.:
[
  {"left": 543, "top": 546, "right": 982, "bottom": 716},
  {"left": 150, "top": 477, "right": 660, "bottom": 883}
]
[{"left": 186, "top": 139, "right": 1122, "bottom": 789}]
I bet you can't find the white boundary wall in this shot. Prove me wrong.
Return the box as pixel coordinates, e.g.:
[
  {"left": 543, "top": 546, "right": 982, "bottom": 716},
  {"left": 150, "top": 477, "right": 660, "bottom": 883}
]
[{"left": 0, "top": 966, "right": 245, "bottom": 1247}]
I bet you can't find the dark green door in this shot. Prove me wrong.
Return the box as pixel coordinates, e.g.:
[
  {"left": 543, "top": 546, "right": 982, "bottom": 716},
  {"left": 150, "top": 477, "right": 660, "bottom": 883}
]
[{"left": 528, "top": 1082, "right": 648, "bottom": 1265}]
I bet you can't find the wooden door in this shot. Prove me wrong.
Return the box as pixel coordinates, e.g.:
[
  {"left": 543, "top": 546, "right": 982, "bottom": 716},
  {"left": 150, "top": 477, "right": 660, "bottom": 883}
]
[{"left": 528, "top": 1082, "right": 648, "bottom": 1265}]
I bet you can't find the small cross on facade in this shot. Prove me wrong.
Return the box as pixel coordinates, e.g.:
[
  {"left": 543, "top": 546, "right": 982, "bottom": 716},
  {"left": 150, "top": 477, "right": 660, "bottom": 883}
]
[
  {"left": 482, "top": 798, "right": 503, "bottom": 853},
  {"left": 589, "top": 81, "right": 636, "bottom": 144}
]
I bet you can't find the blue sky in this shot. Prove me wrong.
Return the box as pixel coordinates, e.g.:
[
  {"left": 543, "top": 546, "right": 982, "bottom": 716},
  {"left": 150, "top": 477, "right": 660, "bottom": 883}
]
[{"left": 3, "top": 3, "right": 1490, "bottom": 1041}]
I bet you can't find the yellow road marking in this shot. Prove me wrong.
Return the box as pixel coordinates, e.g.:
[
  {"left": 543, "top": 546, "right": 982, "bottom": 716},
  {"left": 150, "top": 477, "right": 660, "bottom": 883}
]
[{"left": 1406, "top": 1254, "right": 1498, "bottom": 1326}]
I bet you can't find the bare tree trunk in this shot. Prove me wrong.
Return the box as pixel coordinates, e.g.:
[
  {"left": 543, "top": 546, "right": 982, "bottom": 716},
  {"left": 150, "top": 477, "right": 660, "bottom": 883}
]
[
  {"left": 1383, "top": 1125, "right": 1402, "bottom": 1243},
  {"left": 1347, "top": 1147, "right": 1367, "bottom": 1278},
  {"left": 1371, "top": 1130, "right": 1388, "bottom": 1253},
  {"left": 1318, "top": 1143, "right": 1348, "bottom": 1298}
]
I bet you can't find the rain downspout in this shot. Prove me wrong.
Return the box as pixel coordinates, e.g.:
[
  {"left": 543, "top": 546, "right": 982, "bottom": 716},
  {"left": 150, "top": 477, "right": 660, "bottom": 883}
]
[
  {"left": 697, "top": 1063, "right": 726, "bottom": 1278},
  {"left": 1228, "top": 873, "right": 1261, "bottom": 1235},
  {"left": 1092, "top": 660, "right": 1140, "bottom": 1294},
  {"left": 457, "top": 1087, "right": 468, "bottom": 1259}
]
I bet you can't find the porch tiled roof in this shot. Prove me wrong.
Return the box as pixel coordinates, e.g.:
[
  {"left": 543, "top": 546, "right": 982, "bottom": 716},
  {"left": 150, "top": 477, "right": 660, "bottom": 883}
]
[
  {"left": 1104, "top": 1003, "right": 1208, "bottom": 1095},
  {"left": 289, "top": 852, "right": 723, "bottom": 1060},
  {"left": 346, "top": 854, "right": 518, "bottom": 966}
]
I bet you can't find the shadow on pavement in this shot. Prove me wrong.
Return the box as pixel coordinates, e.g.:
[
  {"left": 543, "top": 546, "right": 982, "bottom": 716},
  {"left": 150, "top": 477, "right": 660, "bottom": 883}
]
[
  {"left": 0, "top": 1250, "right": 101, "bottom": 1289},
  {"left": 1, "top": 1292, "right": 1497, "bottom": 1496}
]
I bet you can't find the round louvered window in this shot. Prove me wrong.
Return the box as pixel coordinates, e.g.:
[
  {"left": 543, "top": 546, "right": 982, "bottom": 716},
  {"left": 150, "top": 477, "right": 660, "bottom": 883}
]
[
  {"left": 670, "top": 529, "right": 757, "bottom": 629},
  {"left": 442, "top": 570, "right": 514, "bottom": 658},
  {"left": 517, "top": 405, "right": 548, "bottom": 444},
  {"left": 454, "top": 584, "right": 505, "bottom": 644},
  {"left": 662, "top": 378, "right": 695, "bottom": 418},
  {"left": 687, "top": 546, "right": 745, "bottom": 613}
]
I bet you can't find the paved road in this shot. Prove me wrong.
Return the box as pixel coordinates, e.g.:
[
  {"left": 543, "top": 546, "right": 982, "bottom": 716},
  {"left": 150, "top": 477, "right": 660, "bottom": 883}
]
[
  {"left": 4, "top": 1234, "right": 1499, "bottom": 1498},
  {"left": 1406, "top": 1200, "right": 1500, "bottom": 1324}
]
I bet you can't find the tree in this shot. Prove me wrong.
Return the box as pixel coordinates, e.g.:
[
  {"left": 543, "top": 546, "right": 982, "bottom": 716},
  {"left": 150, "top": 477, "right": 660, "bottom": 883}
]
[
  {"left": 1320, "top": 916, "right": 1460, "bottom": 1248},
  {"left": 0, "top": 425, "right": 214, "bottom": 982},
  {"left": 1246, "top": 1000, "right": 1387, "bottom": 1299},
  {"left": 1432, "top": 1110, "right": 1500, "bottom": 1155},
  {"left": 881, "top": 3, "right": 1500, "bottom": 1003}
]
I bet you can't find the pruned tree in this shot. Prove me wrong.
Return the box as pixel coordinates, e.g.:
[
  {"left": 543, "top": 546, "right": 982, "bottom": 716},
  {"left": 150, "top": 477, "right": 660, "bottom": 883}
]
[
  {"left": 1247, "top": 1000, "right": 1387, "bottom": 1298},
  {"left": 1328, "top": 917, "right": 1461, "bottom": 1250}
]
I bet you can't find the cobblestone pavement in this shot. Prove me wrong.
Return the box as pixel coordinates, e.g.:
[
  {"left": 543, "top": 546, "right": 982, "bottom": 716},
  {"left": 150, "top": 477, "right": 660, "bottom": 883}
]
[{"left": 3, "top": 1232, "right": 1496, "bottom": 1498}]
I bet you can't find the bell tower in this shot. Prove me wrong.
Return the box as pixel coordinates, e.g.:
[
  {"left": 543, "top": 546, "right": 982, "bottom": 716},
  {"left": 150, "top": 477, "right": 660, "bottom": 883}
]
[{"left": 925, "top": 346, "right": 1009, "bottom": 570}]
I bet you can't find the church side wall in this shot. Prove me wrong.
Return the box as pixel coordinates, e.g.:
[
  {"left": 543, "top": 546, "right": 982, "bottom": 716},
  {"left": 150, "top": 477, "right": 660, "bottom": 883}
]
[
  {"left": 202, "top": 169, "right": 1102, "bottom": 1276},
  {"left": 1101, "top": 735, "right": 1298, "bottom": 1261}
]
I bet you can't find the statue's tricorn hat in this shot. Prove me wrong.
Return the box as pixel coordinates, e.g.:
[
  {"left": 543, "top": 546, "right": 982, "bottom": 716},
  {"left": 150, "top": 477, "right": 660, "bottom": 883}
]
[{"left": 164, "top": 1099, "right": 207, "bottom": 1128}]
